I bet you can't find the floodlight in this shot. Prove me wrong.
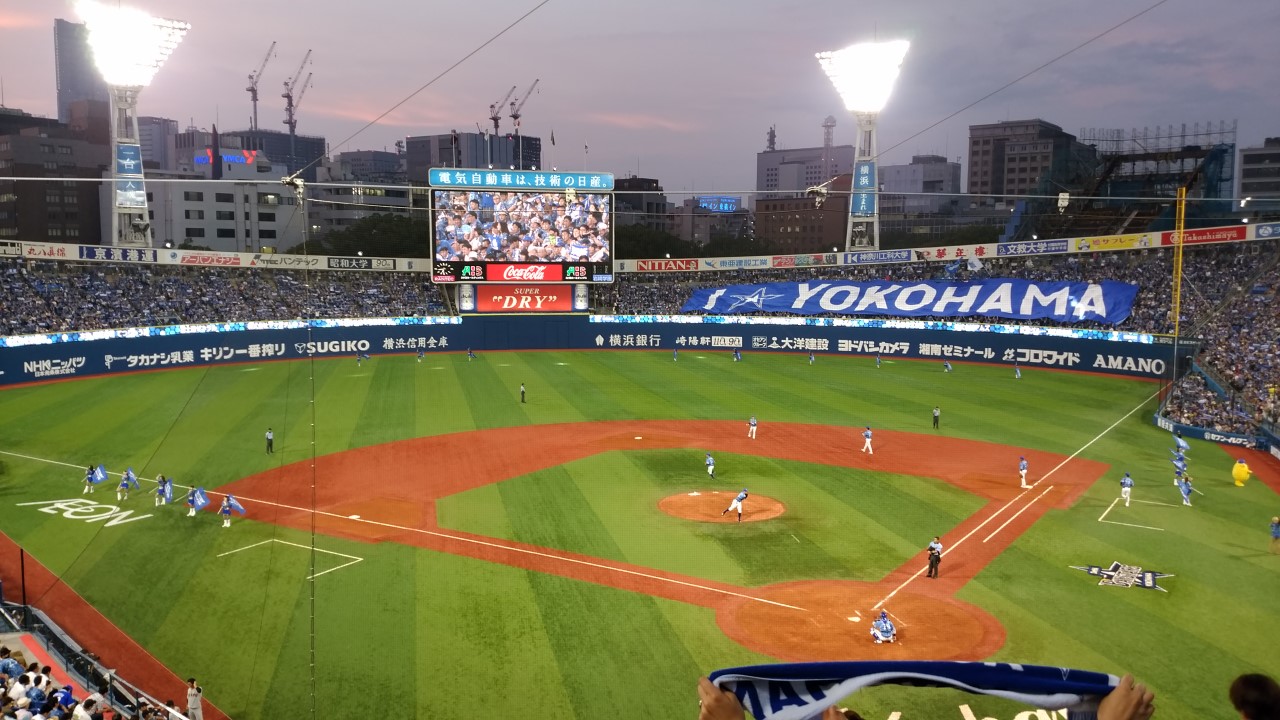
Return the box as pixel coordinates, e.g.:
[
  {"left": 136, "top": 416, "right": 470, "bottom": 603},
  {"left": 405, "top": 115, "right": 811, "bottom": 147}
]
[
  {"left": 76, "top": 0, "right": 190, "bottom": 88},
  {"left": 815, "top": 40, "right": 909, "bottom": 113}
]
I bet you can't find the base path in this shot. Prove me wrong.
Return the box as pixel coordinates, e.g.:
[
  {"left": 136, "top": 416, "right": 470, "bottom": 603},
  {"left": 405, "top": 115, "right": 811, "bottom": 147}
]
[
  {"left": 216, "top": 420, "right": 1109, "bottom": 662},
  {"left": 659, "top": 492, "right": 786, "bottom": 523}
]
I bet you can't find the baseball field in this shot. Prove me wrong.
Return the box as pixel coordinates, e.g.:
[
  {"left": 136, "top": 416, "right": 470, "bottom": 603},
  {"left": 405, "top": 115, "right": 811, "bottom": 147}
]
[{"left": 0, "top": 349, "right": 1276, "bottom": 719}]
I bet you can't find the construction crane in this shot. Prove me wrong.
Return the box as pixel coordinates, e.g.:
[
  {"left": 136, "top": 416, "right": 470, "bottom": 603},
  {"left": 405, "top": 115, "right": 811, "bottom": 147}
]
[
  {"left": 488, "top": 85, "right": 516, "bottom": 135},
  {"left": 509, "top": 79, "right": 539, "bottom": 170},
  {"left": 282, "top": 49, "right": 312, "bottom": 174},
  {"left": 245, "top": 41, "right": 276, "bottom": 131},
  {"left": 293, "top": 72, "right": 313, "bottom": 114}
]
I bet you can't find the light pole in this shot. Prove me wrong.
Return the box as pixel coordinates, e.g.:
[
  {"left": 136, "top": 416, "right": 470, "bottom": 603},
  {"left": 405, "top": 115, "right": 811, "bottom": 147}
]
[
  {"left": 816, "top": 40, "right": 908, "bottom": 251},
  {"left": 77, "top": 0, "right": 189, "bottom": 247}
]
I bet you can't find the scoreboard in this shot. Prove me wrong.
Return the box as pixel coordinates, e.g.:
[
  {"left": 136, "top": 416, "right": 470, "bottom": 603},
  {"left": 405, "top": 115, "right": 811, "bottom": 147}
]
[{"left": 428, "top": 168, "right": 615, "bottom": 284}]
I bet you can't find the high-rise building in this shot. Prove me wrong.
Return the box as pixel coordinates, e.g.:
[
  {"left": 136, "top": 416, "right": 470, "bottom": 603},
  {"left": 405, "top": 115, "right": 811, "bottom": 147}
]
[
  {"left": 1238, "top": 137, "right": 1280, "bottom": 202},
  {"left": 138, "top": 116, "right": 179, "bottom": 170},
  {"left": 613, "top": 176, "right": 668, "bottom": 232},
  {"left": 330, "top": 150, "right": 406, "bottom": 184},
  {"left": 53, "top": 19, "right": 109, "bottom": 124},
  {"left": 0, "top": 122, "right": 109, "bottom": 243},
  {"left": 405, "top": 132, "right": 543, "bottom": 184},
  {"left": 967, "top": 119, "right": 1096, "bottom": 197},
  {"left": 756, "top": 125, "right": 855, "bottom": 202},
  {"left": 220, "top": 128, "right": 327, "bottom": 183},
  {"left": 754, "top": 175, "right": 851, "bottom": 253},
  {"left": 880, "top": 155, "right": 962, "bottom": 215}
]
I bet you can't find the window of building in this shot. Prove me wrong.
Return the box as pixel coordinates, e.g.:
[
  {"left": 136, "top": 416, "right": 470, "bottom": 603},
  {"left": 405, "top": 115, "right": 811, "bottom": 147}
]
[
  {"left": 0, "top": 160, "right": 9, "bottom": 170},
  {"left": 259, "top": 229, "right": 277, "bottom": 239},
  {"left": 185, "top": 228, "right": 206, "bottom": 238},
  {"left": 46, "top": 191, "right": 60, "bottom": 204},
  {"left": 57, "top": 146, "right": 72, "bottom": 155},
  {"left": 65, "top": 227, "right": 79, "bottom": 237},
  {"left": 257, "top": 193, "right": 279, "bottom": 205},
  {"left": 0, "top": 194, "right": 16, "bottom": 203},
  {"left": 146, "top": 192, "right": 153, "bottom": 202},
  {"left": 64, "top": 194, "right": 77, "bottom": 204},
  {"left": 40, "top": 144, "right": 54, "bottom": 154},
  {"left": 216, "top": 228, "right": 236, "bottom": 239},
  {"left": 215, "top": 192, "right": 234, "bottom": 203},
  {"left": 183, "top": 191, "right": 204, "bottom": 202},
  {"left": 148, "top": 210, "right": 154, "bottom": 220},
  {"left": 215, "top": 210, "right": 235, "bottom": 221},
  {"left": 43, "top": 161, "right": 57, "bottom": 170},
  {"left": 184, "top": 209, "right": 205, "bottom": 220},
  {"left": 47, "top": 227, "right": 62, "bottom": 237},
  {"left": 258, "top": 212, "right": 276, "bottom": 222},
  {"left": 0, "top": 142, "right": 9, "bottom": 152}
]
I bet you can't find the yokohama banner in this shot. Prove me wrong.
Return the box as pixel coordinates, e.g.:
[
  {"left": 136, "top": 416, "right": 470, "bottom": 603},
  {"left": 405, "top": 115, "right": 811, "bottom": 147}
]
[{"left": 475, "top": 284, "right": 574, "bottom": 312}]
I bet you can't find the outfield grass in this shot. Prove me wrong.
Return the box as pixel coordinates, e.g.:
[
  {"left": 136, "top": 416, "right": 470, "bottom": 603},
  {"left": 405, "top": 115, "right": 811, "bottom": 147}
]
[{"left": 0, "top": 350, "right": 1276, "bottom": 720}]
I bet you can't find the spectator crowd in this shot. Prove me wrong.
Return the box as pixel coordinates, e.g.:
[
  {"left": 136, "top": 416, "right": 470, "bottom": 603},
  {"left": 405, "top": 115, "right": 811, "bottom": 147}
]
[{"left": 1, "top": 239, "right": 1276, "bottom": 436}]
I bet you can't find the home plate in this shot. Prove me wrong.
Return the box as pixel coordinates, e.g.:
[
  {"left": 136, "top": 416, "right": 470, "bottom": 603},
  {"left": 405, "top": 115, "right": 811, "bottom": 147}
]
[
  {"left": 348, "top": 514, "right": 361, "bottom": 519},
  {"left": 634, "top": 436, "right": 642, "bottom": 440},
  {"left": 847, "top": 617, "right": 861, "bottom": 622}
]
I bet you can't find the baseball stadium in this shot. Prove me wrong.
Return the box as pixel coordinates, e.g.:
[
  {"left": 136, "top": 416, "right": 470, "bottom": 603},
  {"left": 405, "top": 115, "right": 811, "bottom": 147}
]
[{"left": 2, "top": 4, "right": 1280, "bottom": 720}]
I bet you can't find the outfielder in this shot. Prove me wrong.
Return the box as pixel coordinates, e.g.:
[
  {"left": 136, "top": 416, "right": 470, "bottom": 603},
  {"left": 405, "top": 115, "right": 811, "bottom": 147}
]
[
  {"left": 1120, "top": 472, "right": 1134, "bottom": 507},
  {"left": 705, "top": 453, "right": 716, "bottom": 479},
  {"left": 720, "top": 489, "right": 748, "bottom": 523},
  {"left": 1019, "top": 456, "right": 1029, "bottom": 489},
  {"left": 861, "top": 426, "right": 873, "bottom": 455},
  {"left": 747, "top": 415, "right": 757, "bottom": 440}
]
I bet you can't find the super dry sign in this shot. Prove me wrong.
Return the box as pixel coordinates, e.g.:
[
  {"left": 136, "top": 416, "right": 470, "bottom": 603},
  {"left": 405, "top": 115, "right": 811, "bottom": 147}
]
[{"left": 475, "top": 285, "right": 573, "bottom": 313}]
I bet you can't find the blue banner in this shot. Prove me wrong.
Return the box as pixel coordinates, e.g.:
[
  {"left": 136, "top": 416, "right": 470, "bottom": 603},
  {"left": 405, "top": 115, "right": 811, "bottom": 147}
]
[
  {"left": 115, "top": 144, "right": 143, "bottom": 177},
  {"left": 429, "top": 168, "right": 614, "bottom": 191},
  {"left": 851, "top": 161, "right": 877, "bottom": 217},
  {"left": 682, "top": 279, "right": 1138, "bottom": 325}
]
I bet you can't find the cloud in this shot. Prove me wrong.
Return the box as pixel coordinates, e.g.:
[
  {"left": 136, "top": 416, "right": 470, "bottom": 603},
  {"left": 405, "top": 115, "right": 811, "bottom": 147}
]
[{"left": 585, "top": 112, "right": 697, "bottom": 133}]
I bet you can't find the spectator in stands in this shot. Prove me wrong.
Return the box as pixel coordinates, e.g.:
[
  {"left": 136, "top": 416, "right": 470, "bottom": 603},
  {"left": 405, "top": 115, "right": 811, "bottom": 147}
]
[
  {"left": 0, "top": 648, "right": 22, "bottom": 683},
  {"left": 70, "top": 697, "right": 96, "bottom": 720},
  {"left": 1230, "top": 673, "right": 1280, "bottom": 719}
]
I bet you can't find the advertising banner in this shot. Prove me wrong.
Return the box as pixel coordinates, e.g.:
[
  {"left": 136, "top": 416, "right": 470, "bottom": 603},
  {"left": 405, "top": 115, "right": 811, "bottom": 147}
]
[
  {"left": 682, "top": 279, "right": 1139, "bottom": 325},
  {"left": 1073, "top": 233, "right": 1156, "bottom": 252},
  {"left": 486, "top": 263, "right": 565, "bottom": 282},
  {"left": 114, "top": 180, "right": 146, "bottom": 209},
  {"left": 327, "top": 256, "right": 397, "bottom": 271},
  {"left": 1252, "top": 222, "right": 1280, "bottom": 240},
  {"left": 771, "top": 253, "right": 839, "bottom": 268},
  {"left": 0, "top": 241, "right": 21, "bottom": 258},
  {"left": 474, "top": 284, "right": 574, "bottom": 313},
  {"left": 633, "top": 259, "right": 698, "bottom": 272},
  {"left": 1161, "top": 226, "right": 1247, "bottom": 246},
  {"left": 429, "top": 168, "right": 615, "bottom": 191},
  {"left": 114, "top": 144, "right": 143, "bottom": 177},
  {"left": 77, "top": 246, "right": 157, "bottom": 263},
  {"left": 1153, "top": 414, "right": 1261, "bottom": 448}
]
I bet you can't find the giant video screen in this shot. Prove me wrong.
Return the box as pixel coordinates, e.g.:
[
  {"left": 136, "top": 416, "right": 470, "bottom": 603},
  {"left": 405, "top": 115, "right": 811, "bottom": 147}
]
[{"left": 430, "top": 188, "right": 614, "bottom": 283}]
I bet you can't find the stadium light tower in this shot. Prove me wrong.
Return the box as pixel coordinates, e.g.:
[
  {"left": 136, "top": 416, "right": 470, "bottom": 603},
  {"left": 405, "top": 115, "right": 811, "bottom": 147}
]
[
  {"left": 77, "top": 0, "right": 189, "bottom": 248},
  {"left": 816, "top": 40, "right": 909, "bottom": 251}
]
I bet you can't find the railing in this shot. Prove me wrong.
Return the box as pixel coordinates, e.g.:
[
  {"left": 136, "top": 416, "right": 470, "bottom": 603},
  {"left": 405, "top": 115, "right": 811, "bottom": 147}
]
[{"left": 0, "top": 580, "right": 191, "bottom": 720}]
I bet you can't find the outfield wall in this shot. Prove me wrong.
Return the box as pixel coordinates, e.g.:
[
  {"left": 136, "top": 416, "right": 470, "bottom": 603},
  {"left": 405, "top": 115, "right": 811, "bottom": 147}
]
[{"left": 0, "top": 316, "right": 1192, "bottom": 388}]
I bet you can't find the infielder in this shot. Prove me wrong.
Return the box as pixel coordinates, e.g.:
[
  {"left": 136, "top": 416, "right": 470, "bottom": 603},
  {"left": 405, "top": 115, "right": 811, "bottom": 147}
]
[
  {"left": 861, "top": 426, "right": 874, "bottom": 455},
  {"left": 747, "top": 415, "right": 757, "bottom": 439},
  {"left": 705, "top": 453, "right": 716, "bottom": 479},
  {"left": 1019, "top": 456, "right": 1029, "bottom": 488},
  {"left": 1120, "top": 472, "right": 1134, "bottom": 507},
  {"left": 720, "top": 489, "right": 748, "bottom": 523}
]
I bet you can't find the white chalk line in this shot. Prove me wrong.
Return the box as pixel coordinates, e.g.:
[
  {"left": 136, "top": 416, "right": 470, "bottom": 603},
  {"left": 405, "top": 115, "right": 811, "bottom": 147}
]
[
  {"left": 219, "top": 538, "right": 363, "bottom": 579},
  {"left": 1100, "top": 519, "right": 1164, "bottom": 532},
  {"left": 983, "top": 485, "right": 1054, "bottom": 543},
  {"left": 872, "top": 387, "right": 1162, "bottom": 610},
  {"left": 0, "top": 449, "right": 806, "bottom": 612}
]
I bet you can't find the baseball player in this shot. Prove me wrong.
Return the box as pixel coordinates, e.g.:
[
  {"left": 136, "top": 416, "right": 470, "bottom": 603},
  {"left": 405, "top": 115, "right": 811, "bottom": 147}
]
[
  {"left": 1270, "top": 516, "right": 1279, "bottom": 555},
  {"left": 417, "top": 349, "right": 424, "bottom": 363},
  {"left": 1014, "top": 362, "right": 1021, "bottom": 380},
  {"left": 747, "top": 415, "right": 757, "bottom": 440},
  {"left": 1120, "top": 472, "right": 1134, "bottom": 507},
  {"left": 808, "top": 350, "right": 815, "bottom": 365},
  {"left": 932, "top": 406, "right": 940, "bottom": 430},
  {"left": 673, "top": 348, "right": 678, "bottom": 362},
  {"left": 705, "top": 453, "right": 716, "bottom": 479},
  {"left": 1178, "top": 474, "right": 1194, "bottom": 506},
  {"left": 467, "top": 348, "right": 476, "bottom": 361},
  {"left": 943, "top": 360, "right": 953, "bottom": 373},
  {"left": 861, "top": 426, "right": 873, "bottom": 454},
  {"left": 1019, "top": 456, "right": 1030, "bottom": 489},
  {"left": 875, "top": 353, "right": 881, "bottom": 368},
  {"left": 870, "top": 611, "right": 897, "bottom": 643},
  {"left": 733, "top": 349, "right": 742, "bottom": 362},
  {"left": 721, "top": 488, "right": 748, "bottom": 522}
]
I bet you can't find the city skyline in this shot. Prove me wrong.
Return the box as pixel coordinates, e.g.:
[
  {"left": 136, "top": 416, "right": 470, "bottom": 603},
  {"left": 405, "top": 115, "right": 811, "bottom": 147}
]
[{"left": 1, "top": 0, "right": 1277, "bottom": 195}]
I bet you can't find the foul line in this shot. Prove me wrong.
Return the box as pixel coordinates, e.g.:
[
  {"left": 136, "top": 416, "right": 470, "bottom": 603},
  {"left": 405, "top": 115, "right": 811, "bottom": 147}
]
[
  {"left": 0, "top": 449, "right": 806, "bottom": 612},
  {"left": 1133, "top": 498, "right": 1179, "bottom": 508},
  {"left": 1100, "top": 519, "right": 1164, "bottom": 532},
  {"left": 983, "top": 485, "right": 1054, "bottom": 543},
  {"left": 1098, "top": 498, "right": 1119, "bottom": 523},
  {"left": 873, "top": 387, "right": 1162, "bottom": 610},
  {"left": 219, "top": 538, "right": 363, "bottom": 579}
]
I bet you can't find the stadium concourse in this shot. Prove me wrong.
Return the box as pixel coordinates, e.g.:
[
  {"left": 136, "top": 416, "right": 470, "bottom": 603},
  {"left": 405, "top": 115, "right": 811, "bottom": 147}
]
[{"left": 2, "top": 239, "right": 1277, "bottom": 437}]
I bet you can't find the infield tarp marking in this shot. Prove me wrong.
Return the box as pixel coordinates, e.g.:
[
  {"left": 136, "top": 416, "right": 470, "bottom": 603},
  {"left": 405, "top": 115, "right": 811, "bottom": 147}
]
[{"left": 217, "top": 538, "right": 364, "bottom": 579}]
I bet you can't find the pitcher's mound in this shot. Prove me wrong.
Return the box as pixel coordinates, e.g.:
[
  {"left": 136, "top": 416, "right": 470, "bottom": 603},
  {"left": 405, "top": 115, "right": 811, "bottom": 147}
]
[{"left": 658, "top": 492, "right": 786, "bottom": 523}]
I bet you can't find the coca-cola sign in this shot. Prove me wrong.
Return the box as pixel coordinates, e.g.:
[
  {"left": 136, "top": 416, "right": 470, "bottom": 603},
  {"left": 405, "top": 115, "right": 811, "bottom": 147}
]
[
  {"left": 487, "top": 263, "right": 564, "bottom": 282},
  {"left": 475, "top": 284, "right": 573, "bottom": 312}
]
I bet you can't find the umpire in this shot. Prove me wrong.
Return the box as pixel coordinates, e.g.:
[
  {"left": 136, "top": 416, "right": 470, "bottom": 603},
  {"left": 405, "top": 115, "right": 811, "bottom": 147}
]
[{"left": 927, "top": 536, "right": 943, "bottom": 578}]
